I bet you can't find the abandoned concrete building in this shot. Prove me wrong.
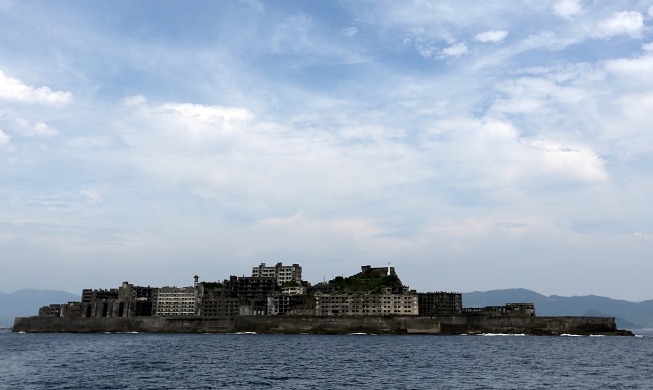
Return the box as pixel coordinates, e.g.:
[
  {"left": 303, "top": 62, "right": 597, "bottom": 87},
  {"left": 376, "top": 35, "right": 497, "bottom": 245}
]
[
  {"left": 226, "top": 275, "right": 277, "bottom": 315},
  {"left": 38, "top": 304, "right": 64, "bottom": 317},
  {"left": 251, "top": 262, "right": 302, "bottom": 286},
  {"left": 268, "top": 294, "right": 313, "bottom": 315},
  {"left": 153, "top": 286, "right": 198, "bottom": 316},
  {"left": 314, "top": 287, "right": 419, "bottom": 316},
  {"left": 463, "top": 303, "right": 536, "bottom": 316},
  {"left": 418, "top": 292, "right": 463, "bottom": 316},
  {"left": 198, "top": 286, "right": 240, "bottom": 317}
]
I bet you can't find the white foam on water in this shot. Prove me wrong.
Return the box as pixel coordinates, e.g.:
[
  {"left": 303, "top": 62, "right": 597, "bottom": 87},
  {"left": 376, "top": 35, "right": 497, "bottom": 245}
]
[{"left": 561, "top": 334, "right": 583, "bottom": 337}]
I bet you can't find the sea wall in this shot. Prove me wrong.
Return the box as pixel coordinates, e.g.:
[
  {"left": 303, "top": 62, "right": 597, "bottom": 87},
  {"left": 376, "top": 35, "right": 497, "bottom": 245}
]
[{"left": 13, "top": 314, "right": 631, "bottom": 335}]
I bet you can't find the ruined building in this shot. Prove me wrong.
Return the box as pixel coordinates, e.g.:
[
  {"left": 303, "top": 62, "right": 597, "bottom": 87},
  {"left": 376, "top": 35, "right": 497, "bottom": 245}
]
[
  {"left": 418, "top": 292, "right": 463, "bottom": 316},
  {"left": 314, "top": 287, "right": 419, "bottom": 316},
  {"left": 252, "top": 262, "right": 302, "bottom": 286}
]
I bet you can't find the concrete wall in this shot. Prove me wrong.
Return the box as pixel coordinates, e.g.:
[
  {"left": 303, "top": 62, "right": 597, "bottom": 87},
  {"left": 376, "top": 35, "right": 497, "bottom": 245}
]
[{"left": 13, "top": 314, "right": 629, "bottom": 335}]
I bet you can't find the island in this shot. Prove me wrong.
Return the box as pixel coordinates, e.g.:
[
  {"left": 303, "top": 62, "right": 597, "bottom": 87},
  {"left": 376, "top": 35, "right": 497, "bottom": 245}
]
[{"left": 13, "top": 264, "right": 633, "bottom": 336}]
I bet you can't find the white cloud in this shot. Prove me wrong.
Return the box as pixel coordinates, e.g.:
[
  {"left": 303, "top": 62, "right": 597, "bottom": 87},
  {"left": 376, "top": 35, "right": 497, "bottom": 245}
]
[
  {"left": 474, "top": 30, "right": 508, "bottom": 43},
  {"left": 595, "top": 11, "right": 644, "bottom": 39},
  {"left": 14, "top": 119, "right": 60, "bottom": 137},
  {"left": 0, "top": 129, "right": 10, "bottom": 146},
  {"left": 121, "top": 95, "right": 147, "bottom": 107},
  {"left": 492, "top": 76, "right": 589, "bottom": 114},
  {"left": 648, "top": 6, "right": 653, "bottom": 19},
  {"left": 0, "top": 70, "right": 72, "bottom": 105},
  {"left": 80, "top": 190, "right": 103, "bottom": 201},
  {"left": 441, "top": 42, "right": 468, "bottom": 57},
  {"left": 634, "top": 232, "right": 653, "bottom": 239},
  {"left": 155, "top": 103, "right": 254, "bottom": 133},
  {"left": 343, "top": 27, "right": 358, "bottom": 37},
  {"left": 553, "top": 0, "right": 582, "bottom": 19},
  {"left": 426, "top": 118, "right": 608, "bottom": 185},
  {"left": 527, "top": 140, "right": 608, "bottom": 182},
  {"left": 605, "top": 54, "right": 653, "bottom": 77},
  {"left": 415, "top": 41, "right": 436, "bottom": 58}
]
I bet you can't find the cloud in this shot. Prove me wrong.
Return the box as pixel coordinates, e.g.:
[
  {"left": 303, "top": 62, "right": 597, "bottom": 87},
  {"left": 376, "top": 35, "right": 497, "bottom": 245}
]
[
  {"left": 608, "top": 54, "right": 653, "bottom": 74},
  {"left": 553, "top": 0, "right": 582, "bottom": 19},
  {"left": 4, "top": 0, "right": 653, "bottom": 300},
  {"left": 648, "top": 6, "right": 653, "bottom": 19},
  {"left": 497, "top": 223, "right": 528, "bottom": 229},
  {"left": 634, "top": 232, "right": 653, "bottom": 240},
  {"left": 492, "top": 76, "right": 589, "bottom": 114},
  {"left": 527, "top": 140, "right": 608, "bottom": 182},
  {"left": 474, "top": 30, "right": 508, "bottom": 43},
  {"left": 426, "top": 118, "right": 608, "bottom": 185},
  {"left": 154, "top": 103, "right": 254, "bottom": 133},
  {"left": 237, "top": 0, "right": 264, "bottom": 13},
  {"left": 605, "top": 53, "right": 653, "bottom": 78},
  {"left": 343, "top": 27, "right": 358, "bottom": 37},
  {"left": 0, "top": 70, "right": 72, "bottom": 105},
  {"left": 14, "top": 119, "right": 59, "bottom": 137},
  {"left": 415, "top": 41, "right": 436, "bottom": 58},
  {"left": 121, "top": 95, "right": 147, "bottom": 107},
  {"left": 595, "top": 11, "right": 644, "bottom": 39},
  {"left": 440, "top": 42, "right": 468, "bottom": 57},
  {"left": 0, "top": 129, "right": 10, "bottom": 146},
  {"left": 80, "top": 190, "right": 103, "bottom": 202}
]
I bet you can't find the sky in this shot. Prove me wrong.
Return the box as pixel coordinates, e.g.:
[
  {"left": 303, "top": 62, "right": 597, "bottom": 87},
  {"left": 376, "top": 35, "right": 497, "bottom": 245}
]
[{"left": 1, "top": 0, "right": 653, "bottom": 301}]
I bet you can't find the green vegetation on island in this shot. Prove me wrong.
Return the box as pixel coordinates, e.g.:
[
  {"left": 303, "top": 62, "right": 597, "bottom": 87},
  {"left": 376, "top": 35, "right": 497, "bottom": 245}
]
[
  {"left": 327, "top": 269, "right": 403, "bottom": 294},
  {"left": 200, "top": 282, "right": 223, "bottom": 290}
]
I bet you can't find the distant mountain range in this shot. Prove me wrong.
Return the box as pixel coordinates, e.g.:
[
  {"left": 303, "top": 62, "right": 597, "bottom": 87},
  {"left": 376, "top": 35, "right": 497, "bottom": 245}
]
[
  {"left": 2, "top": 288, "right": 652, "bottom": 331},
  {"left": 0, "top": 289, "right": 80, "bottom": 328},
  {"left": 463, "top": 288, "right": 653, "bottom": 330}
]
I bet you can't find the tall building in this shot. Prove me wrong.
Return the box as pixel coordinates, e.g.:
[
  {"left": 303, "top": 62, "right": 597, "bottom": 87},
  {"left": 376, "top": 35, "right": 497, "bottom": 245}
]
[
  {"left": 153, "top": 286, "right": 198, "bottom": 316},
  {"left": 227, "top": 275, "right": 276, "bottom": 315},
  {"left": 252, "top": 262, "right": 302, "bottom": 285},
  {"left": 417, "top": 292, "right": 463, "bottom": 316},
  {"left": 197, "top": 284, "right": 240, "bottom": 317},
  {"left": 81, "top": 288, "right": 119, "bottom": 317}
]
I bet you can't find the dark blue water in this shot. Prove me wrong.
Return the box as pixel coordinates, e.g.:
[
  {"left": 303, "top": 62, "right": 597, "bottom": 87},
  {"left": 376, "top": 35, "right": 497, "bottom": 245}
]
[{"left": 1, "top": 331, "right": 652, "bottom": 389}]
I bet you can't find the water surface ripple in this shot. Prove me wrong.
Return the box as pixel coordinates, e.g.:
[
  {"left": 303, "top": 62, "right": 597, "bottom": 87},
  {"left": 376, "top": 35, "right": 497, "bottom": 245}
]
[{"left": 1, "top": 332, "right": 652, "bottom": 389}]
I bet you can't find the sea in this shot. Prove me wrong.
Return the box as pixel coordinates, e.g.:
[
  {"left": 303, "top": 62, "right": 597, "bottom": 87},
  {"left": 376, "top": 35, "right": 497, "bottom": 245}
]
[{"left": 1, "top": 331, "right": 652, "bottom": 389}]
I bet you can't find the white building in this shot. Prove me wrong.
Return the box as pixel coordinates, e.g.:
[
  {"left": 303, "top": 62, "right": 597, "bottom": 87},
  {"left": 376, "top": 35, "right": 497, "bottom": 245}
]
[
  {"left": 252, "top": 262, "right": 302, "bottom": 286},
  {"left": 153, "top": 286, "right": 198, "bottom": 316},
  {"left": 281, "top": 286, "right": 306, "bottom": 295}
]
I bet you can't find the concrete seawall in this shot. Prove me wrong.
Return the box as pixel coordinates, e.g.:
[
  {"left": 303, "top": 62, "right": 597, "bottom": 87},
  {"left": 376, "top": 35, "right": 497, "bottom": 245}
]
[{"left": 13, "top": 315, "right": 632, "bottom": 335}]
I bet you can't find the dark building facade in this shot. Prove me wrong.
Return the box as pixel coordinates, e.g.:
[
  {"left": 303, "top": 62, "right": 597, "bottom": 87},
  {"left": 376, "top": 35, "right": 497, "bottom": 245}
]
[
  {"left": 225, "top": 276, "right": 276, "bottom": 315},
  {"left": 268, "top": 294, "right": 314, "bottom": 315},
  {"left": 462, "top": 303, "right": 536, "bottom": 316},
  {"left": 418, "top": 292, "right": 463, "bottom": 316},
  {"left": 199, "top": 286, "right": 240, "bottom": 316}
]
